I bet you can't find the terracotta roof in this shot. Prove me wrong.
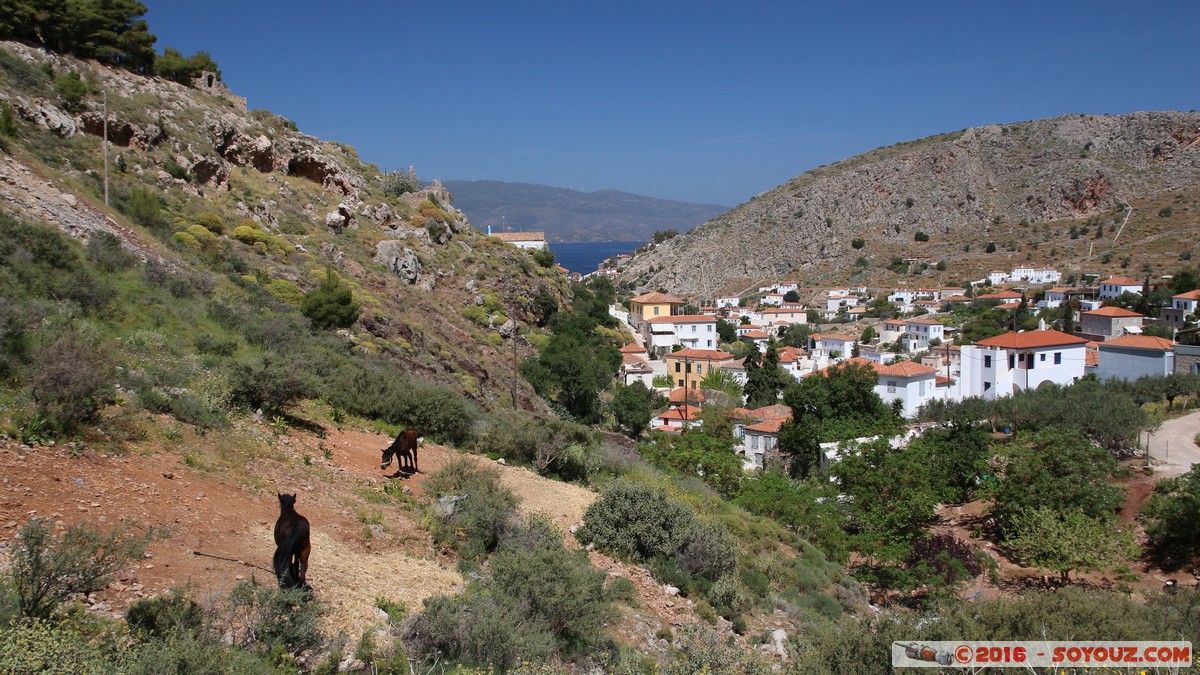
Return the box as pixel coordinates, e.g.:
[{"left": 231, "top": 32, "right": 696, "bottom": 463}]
[
  {"left": 667, "top": 348, "right": 733, "bottom": 360},
  {"left": 906, "top": 316, "right": 944, "bottom": 325},
  {"left": 976, "top": 329, "right": 1089, "bottom": 349},
  {"left": 943, "top": 295, "right": 971, "bottom": 302},
  {"left": 1173, "top": 289, "right": 1200, "bottom": 300},
  {"left": 1086, "top": 350, "right": 1099, "bottom": 367},
  {"left": 976, "top": 291, "right": 1023, "bottom": 300},
  {"left": 1100, "top": 335, "right": 1175, "bottom": 351},
  {"left": 751, "top": 404, "right": 793, "bottom": 420},
  {"left": 741, "top": 329, "right": 769, "bottom": 339},
  {"left": 659, "top": 408, "right": 698, "bottom": 422},
  {"left": 1102, "top": 276, "right": 1141, "bottom": 286},
  {"left": 935, "top": 375, "right": 954, "bottom": 386},
  {"left": 746, "top": 418, "right": 786, "bottom": 433},
  {"left": 1045, "top": 287, "right": 1074, "bottom": 293},
  {"left": 619, "top": 344, "right": 647, "bottom": 354},
  {"left": 884, "top": 319, "right": 907, "bottom": 326},
  {"left": 778, "top": 346, "right": 807, "bottom": 362},
  {"left": 631, "top": 291, "right": 685, "bottom": 304},
  {"left": 492, "top": 231, "right": 544, "bottom": 242},
  {"left": 646, "top": 314, "right": 714, "bottom": 324},
  {"left": 668, "top": 387, "right": 706, "bottom": 404},
  {"left": 622, "top": 354, "right": 651, "bottom": 369},
  {"left": 995, "top": 301, "right": 1021, "bottom": 310},
  {"left": 878, "top": 361, "right": 938, "bottom": 377},
  {"left": 1082, "top": 306, "right": 1144, "bottom": 318},
  {"left": 760, "top": 307, "right": 804, "bottom": 315}
]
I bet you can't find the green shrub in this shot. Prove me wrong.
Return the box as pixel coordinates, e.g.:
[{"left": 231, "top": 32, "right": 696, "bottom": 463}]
[
  {"left": 85, "top": 231, "right": 135, "bottom": 272},
  {"left": 461, "top": 305, "right": 489, "bottom": 326},
  {"left": 676, "top": 521, "right": 738, "bottom": 582},
  {"left": 8, "top": 518, "right": 157, "bottom": 619},
  {"left": 171, "top": 230, "right": 201, "bottom": 251},
  {"left": 28, "top": 328, "right": 115, "bottom": 435},
  {"left": 124, "top": 634, "right": 277, "bottom": 674},
  {"left": 53, "top": 71, "right": 87, "bottom": 110},
  {"left": 425, "top": 459, "right": 517, "bottom": 560},
  {"left": 0, "top": 619, "right": 121, "bottom": 674},
  {"left": 193, "top": 212, "right": 225, "bottom": 234},
  {"left": 265, "top": 278, "right": 304, "bottom": 307},
  {"left": 231, "top": 225, "right": 262, "bottom": 246},
  {"left": 228, "top": 353, "right": 311, "bottom": 413},
  {"left": 0, "top": 102, "right": 17, "bottom": 137},
  {"left": 301, "top": 268, "right": 359, "bottom": 329},
  {"left": 226, "top": 580, "right": 325, "bottom": 656},
  {"left": 577, "top": 480, "right": 694, "bottom": 562},
  {"left": 914, "top": 231, "right": 930, "bottom": 242},
  {"left": 125, "top": 592, "right": 204, "bottom": 639},
  {"left": 125, "top": 187, "right": 163, "bottom": 230}
]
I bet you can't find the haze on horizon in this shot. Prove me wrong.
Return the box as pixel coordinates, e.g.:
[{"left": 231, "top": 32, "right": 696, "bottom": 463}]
[{"left": 149, "top": 1, "right": 1198, "bottom": 207}]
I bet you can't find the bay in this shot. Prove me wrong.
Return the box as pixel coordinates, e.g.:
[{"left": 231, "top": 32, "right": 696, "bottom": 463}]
[{"left": 550, "top": 240, "right": 643, "bottom": 274}]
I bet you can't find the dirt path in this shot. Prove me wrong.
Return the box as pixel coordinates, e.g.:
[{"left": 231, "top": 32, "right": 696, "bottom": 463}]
[{"left": 1148, "top": 409, "right": 1200, "bottom": 477}]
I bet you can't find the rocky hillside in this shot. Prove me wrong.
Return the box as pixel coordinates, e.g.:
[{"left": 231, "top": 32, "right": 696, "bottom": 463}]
[
  {"left": 0, "top": 39, "right": 567, "bottom": 410},
  {"left": 442, "top": 179, "right": 727, "bottom": 243},
  {"left": 621, "top": 112, "right": 1200, "bottom": 297}
]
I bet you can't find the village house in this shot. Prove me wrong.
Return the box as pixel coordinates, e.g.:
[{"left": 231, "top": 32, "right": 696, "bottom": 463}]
[
  {"left": 958, "top": 329, "right": 1088, "bottom": 399},
  {"left": 759, "top": 307, "right": 808, "bottom": 329},
  {"left": 812, "top": 358, "right": 940, "bottom": 418},
  {"left": 716, "top": 295, "right": 741, "bottom": 309},
  {"left": 732, "top": 404, "right": 792, "bottom": 470},
  {"left": 491, "top": 230, "right": 547, "bottom": 250},
  {"left": 988, "top": 271, "right": 1010, "bottom": 285},
  {"left": 1078, "top": 306, "right": 1145, "bottom": 340},
  {"left": 824, "top": 292, "right": 861, "bottom": 320},
  {"left": 1098, "top": 276, "right": 1143, "bottom": 300},
  {"left": 1010, "top": 266, "right": 1061, "bottom": 285},
  {"left": 663, "top": 348, "right": 733, "bottom": 390},
  {"left": 628, "top": 291, "right": 685, "bottom": 331},
  {"left": 761, "top": 292, "right": 786, "bottom": 305},
  {"left": 645, "top": 314, "right": 718, "bottom": 353},
  {"left": 618, "top": 344, "right": 656, "bottom": 387},
  {"left": 879, "top": 319, "right": 907, "bottom": 345},
  {"left": 1162, "top": 289, "right": 1200, "bottom": 329},
  {"left": 902, "top": 315, "right": 946, "bottom": 352},
  {"left": 1096, "top": 335, "right": 1176, "bottom": 381},
  {"left": 976, "top": 290, "right": 1024, "bottom": 303},
  {"left": 739, "top": 329, "right": 771, "bottom": 352},
  {"left": 1175, "top": 344, "right": 1200, "bottom": 376},
  {"left": 808, "top": 334, "right": 858, "bottom": 363}
]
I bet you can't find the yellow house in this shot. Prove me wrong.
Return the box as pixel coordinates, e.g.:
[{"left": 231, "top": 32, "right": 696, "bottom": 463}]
[
  {"left": 629, "top": 291, "right": 685, "bottom": 327},
  {"left": 663, "top": 348, "right": 733, "bottom": 390}
]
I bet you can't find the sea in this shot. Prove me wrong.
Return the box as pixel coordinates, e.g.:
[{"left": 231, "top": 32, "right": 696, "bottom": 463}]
[{"left": 550, "top": 240, "right": 643, "bottom": 275}]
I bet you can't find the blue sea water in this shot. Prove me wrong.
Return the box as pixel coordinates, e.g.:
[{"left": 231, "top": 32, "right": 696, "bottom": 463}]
[{"left": 550, "top": 240, "right": 643, "bottom": 274}]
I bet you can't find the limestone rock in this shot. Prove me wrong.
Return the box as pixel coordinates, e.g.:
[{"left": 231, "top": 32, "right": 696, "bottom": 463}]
[{"left": 375, "top": 241, "right": 422, "bottom": 285}]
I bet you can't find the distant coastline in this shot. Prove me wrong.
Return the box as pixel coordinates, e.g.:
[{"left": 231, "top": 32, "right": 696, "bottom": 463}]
[{"left": 550, "top": 241, "right": 643, "bottom": 275}]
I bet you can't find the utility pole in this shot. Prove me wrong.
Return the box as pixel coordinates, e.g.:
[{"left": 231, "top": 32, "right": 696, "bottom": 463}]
[
  {"left": 102, "top": 90, "right": 109, "bottom": 206},
  {"left": 510, "top": 329, "right": 520, "bottom": 408}
]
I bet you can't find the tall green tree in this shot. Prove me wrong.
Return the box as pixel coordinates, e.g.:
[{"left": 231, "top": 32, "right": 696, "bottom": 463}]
[
  {"left": 610, "top": 381, "right": 656, "bottom": 438},
  {"left": 744, "top": 339, "right": 788, "bottom": 408},
  {"left": 1006, "top": 507, "right": 1138, "bottom": 583},
  {"left": 300, "top": 268, "right": 360, "bottom": 330},
  {"left": 1143, "top": 465, "right": 1200, "bottom": 569}
]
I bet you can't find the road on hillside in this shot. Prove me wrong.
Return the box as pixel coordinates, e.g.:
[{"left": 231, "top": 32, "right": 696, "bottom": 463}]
[{"left": 1148, "top": 409, "right": 1200, "bottom": 477}]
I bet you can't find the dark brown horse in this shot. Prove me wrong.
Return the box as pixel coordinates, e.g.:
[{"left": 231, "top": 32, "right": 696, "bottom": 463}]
[
  {"left": 273, "top": 493, "right": 311, "bottom": 590},
  {"left": 381, "top": 428, "right": 420, "bottom": 474}
]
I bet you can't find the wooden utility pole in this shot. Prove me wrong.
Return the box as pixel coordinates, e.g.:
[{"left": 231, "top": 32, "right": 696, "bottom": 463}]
[{"left": 102, "top": 90, "right": 109, "bottom": 206}]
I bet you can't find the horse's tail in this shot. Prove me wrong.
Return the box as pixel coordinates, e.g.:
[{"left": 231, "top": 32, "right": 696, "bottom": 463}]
[{"left": 273, "top": 544, "right": 292, "bottom": 586}]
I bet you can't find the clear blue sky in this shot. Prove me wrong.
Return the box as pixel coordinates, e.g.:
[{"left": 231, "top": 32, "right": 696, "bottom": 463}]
[{"left": 147, "top": 1, "right": 1197, "bottom": 208}]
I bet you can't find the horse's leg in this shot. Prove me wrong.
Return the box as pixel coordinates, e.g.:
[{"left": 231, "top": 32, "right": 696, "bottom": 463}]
[
  {"left": 272, "top": 546, "right": 289, "bottom": 587},
  {"left": 298, "top": 542, "right": 311, "bottom": 588}
]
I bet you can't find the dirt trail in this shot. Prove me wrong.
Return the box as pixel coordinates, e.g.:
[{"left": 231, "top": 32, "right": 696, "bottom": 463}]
[{"left": 0, "top": 423, "right": 691, "bottom": 647}]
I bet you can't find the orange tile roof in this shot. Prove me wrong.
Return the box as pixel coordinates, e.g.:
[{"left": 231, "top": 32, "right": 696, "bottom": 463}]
[
  {"left": 1100, "top": 335, "right": 1175, "bottom": 351},
  {"left": 995, "top": 301, "right": 1021, "bottom": 310},
  {"left": 906, "top": 316, "right": 944, "bottom": 325},
  {"left": 746, "top": 418, "right": 787, "bottom": 433},
  {"left": 659, "top": 408, "right": 698, "bottom": 421},
  {"left": 1173, "top": 289, "right": 1200, "bottom": 300},
  {"left": 1083, "top": 306, "right": 1144, "bottom": 318},
  {"left": 1086, "top": 350, "right": 1099, "bottom": 367},
  {"left": 1102, "top": 276, "right": 1141, "bottom": 286},
  {"left": 741, "top": 329, "right": 769, "bottom": 339},
  {"left": 668, "top": 387, "right": 706, "bottom": 404},
  {"left": 976, "top": 291, "right": 1023, "bottom": 300},
  {"left": 778, "top": 346, "right": 808, "bottom": 361},
  {"left": 631, "top": 291, "right": 685, "bottom": 304},
  {"left": 622, "top": 354, "right": 651, "bottom": 369},
  {"left": 884, "top": 319, "right": 906, "bottom": 326},
  {"left": 878, "top": 361, "right": 938, "bottom": 377},
  {"left": 646, "top": 314, "right": 715, "bottom": 324},
  {"left": 976, "top": 329, "right": 1089, "bottom": 349},
  {"left": 619, "top": 344, "right": 647, "bottom": 353},
  {"left": 751, "top": 404, "right": 793, "bottom": 420},
  {"left": 667, "top": 348, "right": 733, "bottom": 360}
]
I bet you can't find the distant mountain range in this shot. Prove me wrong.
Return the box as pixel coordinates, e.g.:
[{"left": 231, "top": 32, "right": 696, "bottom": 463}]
[{"left": 441, "top": 180, "right": 729, "bottom": 243}]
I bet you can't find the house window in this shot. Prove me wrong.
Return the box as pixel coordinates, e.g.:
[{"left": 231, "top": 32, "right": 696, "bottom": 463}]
[
  {"left": 691, "top": 325, "right": 697, "bottom": 333},
  {"left": 1009, "top": 354, "right": 1016, "bottom": 369},
  {"left": 1040, "top": 353, "right": 1046, "bottom": 362},
  {"left": 1054, "top": 352, "right": 1062, "bottom": 364},
  {"left": 984, "top": 355, "right": 992, "bottom": 368},
  {"left": 677, "top": 379, "right": 684, "bottom": 387},
  {"left": 675, "top": 363, "right": 681, "bottom": 373},
  {"left": 887, "top": 380, "right": 897, "bottom": 393},
  {"left": 751, "top": 436, "right": 759, "bottom": 450},
  {"left": 984, "top": 382, "right": 992, "bottom": 391},
  {"left": 653, "top": 307, "right": 660, "bottom": 316},
  {"left": 706, "top": 340, "right": 713, "bottom": 347},
  {"left": 919, "top": 380, "right": 926, "bottom": 395}
]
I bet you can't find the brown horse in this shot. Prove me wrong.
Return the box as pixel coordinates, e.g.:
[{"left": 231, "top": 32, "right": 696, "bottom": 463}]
[
  {"left": 381, "top": 428, "right": 420, "bottom": 474},
  {"left": 273, "top": 493, "right": 311, "bottom": 590}
]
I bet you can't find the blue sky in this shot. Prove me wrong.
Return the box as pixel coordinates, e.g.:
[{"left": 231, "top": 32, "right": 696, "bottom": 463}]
[{"left": 147, "top": 2, "right": 1197, "bottom": 208}]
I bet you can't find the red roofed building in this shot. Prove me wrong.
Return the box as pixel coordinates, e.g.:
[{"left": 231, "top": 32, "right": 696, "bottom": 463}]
[
  {"left": 663, "top": 347, "right": 733, "bottom": 390},
  {"left": 1079, "top": 306, "right": 1144, "bottom": 340},
  {"left": 1163, "top": 289, "right": 1200, "bottom": 329},
  {"left": 1096, "top": 335, "right": 1175, "bottom": 381},
  {"left": 960, "top": 329, "right": 1088, "bottom": 399},
  {"left": 643, "top": 314, "right": 718, "bottom": 354},
  {"left": 1099, "top": 276, "right": 1143, "bottom": 300},
  {"left": 734, "top": 404, "right": 793, "bottom": 470}
]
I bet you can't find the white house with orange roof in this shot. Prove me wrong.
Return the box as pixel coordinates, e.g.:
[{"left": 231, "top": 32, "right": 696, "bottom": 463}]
[
  {"left": 879, "top": 319, "right": 907, "bottom": 345},
  {"left": 1011, "top": 266, "right": 1061, "bottom": 285},
  {"left": 732, "top": 404, "right": 793, "bottom": 470},
  {"left": 739, "top": 329, "right": 771, "bottom": 352},
  {"left": 1038, "top": 287, "right": 1074, "bottom": 309},
  {"left": 776, "top": 345, "right": 813, "bottom": 379},
  {"left": 761, "top": 292, "right": 785, "bottom": 305},
  {"left": 716, "top": 295, "right": 741, "bottom": 309},
  {"left": 903, "top": 316, "right": 945, "bottom": 352},
  {"left": 809, "top": 334, "right": 857, "bottom": 363},
  {"left": 759, "top": 307, "right": 808, "bottom": 329},
  {"left": 1099, "top": 276, "right": 1143, "bottom": 300},
  {"left": 811, "top": 358, "right": 940, "bottom": 418},
  {"left": 653, "top": 406, "right": 699, "bottom": 433},
  {"left": 959, "top": 329, "right": 1088, "bottom": 399},
  {"left": 824, "top": 292, "right": 861, "bottom": 319},
  {"left": 491, "top": 230, "right": 547, "bottom": 250},
  {"left": 1163, "top": 289, "right": 1200, "bottom": 329},
  {"left": 629, "top": 291, "right": 684, "bottom": 330},
  {"left": 1096, "top": 335, "right": 1176, "bottom": 381}
]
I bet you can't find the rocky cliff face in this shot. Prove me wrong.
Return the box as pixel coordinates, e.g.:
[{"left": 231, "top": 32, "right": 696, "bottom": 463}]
[
  {"left": 0, "top": 40, "right": 568, "bottom": 409},
  {"left": 622, "top": 112, "right": 1200, "bottom": 297}
]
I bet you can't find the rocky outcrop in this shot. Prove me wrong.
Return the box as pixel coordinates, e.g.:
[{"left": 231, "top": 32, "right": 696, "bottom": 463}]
[
  {"left": 375, "top": 240, "right": 422, "bottom": 285},
  {"left": 623, "top": 111, "right": 1200, "bottom": 297}
]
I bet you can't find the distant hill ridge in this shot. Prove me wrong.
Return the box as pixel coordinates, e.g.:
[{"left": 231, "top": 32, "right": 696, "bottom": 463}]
[
  {"left": 442, "top": 179, "right": 728, "bottom": 243},
  {"left": 620, "top": 111, "right": 1200, "bottom": 297}
]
